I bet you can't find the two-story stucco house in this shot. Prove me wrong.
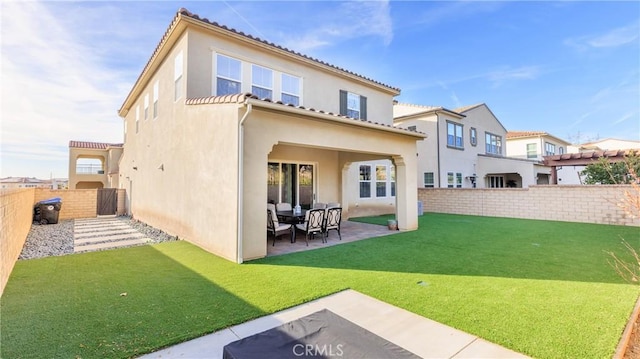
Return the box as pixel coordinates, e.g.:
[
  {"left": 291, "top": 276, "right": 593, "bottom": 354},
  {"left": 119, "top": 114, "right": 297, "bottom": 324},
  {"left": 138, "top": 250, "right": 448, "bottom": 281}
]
[
  {"left": 68, "top": 141, "right": 123, "bottom": 189},
  {"left": 392, "top": 102, "right": 547, "bottom": 189},
  {"left": 117, "top": 9, "right": 424, "bottom": 262},
  {"left": 505, "top": 131, "right": 571, "bottom": 184}
]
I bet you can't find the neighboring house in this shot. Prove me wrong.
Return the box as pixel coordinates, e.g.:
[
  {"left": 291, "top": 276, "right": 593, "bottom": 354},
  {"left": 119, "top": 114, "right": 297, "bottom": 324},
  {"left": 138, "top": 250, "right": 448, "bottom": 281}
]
[
  {"left": 505, "top": 131, "right": 572, "bottom": 184},
  {"left": 393, "top": 102, "right": 546, "bottom": 189},
  {"left": 0, "top": 177, "right": 52, "bottom": 189},
  {"left": 68, "top": 141, "right": 123, "bottom": 189},
  {"left": 117, "top": 9, "right": 424, "bottom": 262},
  {"left": 547, "top": 138, "right": 640, "bottom": 185}
]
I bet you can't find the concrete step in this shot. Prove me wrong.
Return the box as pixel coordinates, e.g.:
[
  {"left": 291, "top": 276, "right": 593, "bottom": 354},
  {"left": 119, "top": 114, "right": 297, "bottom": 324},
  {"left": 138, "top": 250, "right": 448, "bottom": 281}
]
[
  {"left": 74, "top": 238, "right": 149, "bottom": 253},
  {"left": 75, "top": 232, "right": 147, "bottom": 245},
  {"left": 74, "top": 226, "right": 138, "bottom": 236}
]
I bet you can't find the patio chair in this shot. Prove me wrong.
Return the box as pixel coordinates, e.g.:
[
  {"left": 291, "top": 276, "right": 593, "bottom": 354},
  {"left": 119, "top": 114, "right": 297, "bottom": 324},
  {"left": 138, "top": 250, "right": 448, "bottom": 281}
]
[
  {"left": 323, "top": 207, "right": 342, "bottom": 241},
  {"left": 276, "top": 202, "right": 292, "bottom": 212},
  {"left": 326, "top": 202, "right": 340, "bottom": 208},
  {"left": 312, "top": 203, "right": 327, "bottom": 209},
  {"left": 267, "top": 208, "right": 293, "bottom": 246},
  {"left": 295, "top": 208, "right": 325, "bottom": 245}
]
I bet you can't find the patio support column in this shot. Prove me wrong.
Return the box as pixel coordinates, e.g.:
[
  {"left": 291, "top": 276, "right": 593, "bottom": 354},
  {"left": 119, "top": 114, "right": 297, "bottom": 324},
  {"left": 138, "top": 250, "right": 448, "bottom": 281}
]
[
  {"left": 392, "top": 155, "right": 418, "bottom": 231},
  {"left": 340, "top": 161, "right": 351, "bottom": 217}
]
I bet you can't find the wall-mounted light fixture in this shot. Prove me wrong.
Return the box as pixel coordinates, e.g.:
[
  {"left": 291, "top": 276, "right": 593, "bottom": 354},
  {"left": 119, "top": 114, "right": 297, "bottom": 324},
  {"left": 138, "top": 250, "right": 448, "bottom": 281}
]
[
  {"left": 133, "top": 166, "right": 138, "bottom": 170},
  {"left": 158, "top": 164, "right": 164, "bottom": 171}
]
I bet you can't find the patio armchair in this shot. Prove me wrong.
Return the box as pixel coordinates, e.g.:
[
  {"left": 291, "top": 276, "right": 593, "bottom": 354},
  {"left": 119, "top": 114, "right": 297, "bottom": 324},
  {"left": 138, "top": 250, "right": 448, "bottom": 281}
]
[
  {"left": 267, "top": 208, "right": 293, "bottom": 246},
  {"left": 326, "top": 202, "right": 340, "bottom": 209},
  {"left": 275, "top": 202, "right": 293, "bottom": 222},
  {"left": 323, "top": 207, "right": 342, "bottom": 241},
  {"left": 295, "top": 208, "right": 325, "bottom": 245},
  {"left": 312, "top": 203, "right": 327, "bottom": 209}
]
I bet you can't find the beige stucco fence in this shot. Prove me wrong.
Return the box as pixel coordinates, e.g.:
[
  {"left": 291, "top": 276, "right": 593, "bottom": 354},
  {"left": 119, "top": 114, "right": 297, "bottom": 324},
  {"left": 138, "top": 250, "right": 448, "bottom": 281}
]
[
  {"left": 419, "top": 185, "right": 639, "bottom": 226},
  {"left": 1, "top": 188, "right": 126, "bottom": 296}
]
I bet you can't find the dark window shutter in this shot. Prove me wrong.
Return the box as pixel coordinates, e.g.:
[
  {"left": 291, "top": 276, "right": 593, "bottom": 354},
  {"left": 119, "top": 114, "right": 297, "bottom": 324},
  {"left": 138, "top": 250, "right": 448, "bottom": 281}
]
[
  {"left": 360, "top": 95, "right": 367, "bottom": 120},
  {"left": 339, "top": 90, "right": 348, "bottom": 116}
]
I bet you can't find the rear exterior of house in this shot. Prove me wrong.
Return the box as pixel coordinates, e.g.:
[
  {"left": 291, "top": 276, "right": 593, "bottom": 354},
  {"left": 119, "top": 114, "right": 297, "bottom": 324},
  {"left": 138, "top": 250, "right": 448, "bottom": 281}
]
[{"left": 117, "top": 9, "right": 424, "bottom": 262}]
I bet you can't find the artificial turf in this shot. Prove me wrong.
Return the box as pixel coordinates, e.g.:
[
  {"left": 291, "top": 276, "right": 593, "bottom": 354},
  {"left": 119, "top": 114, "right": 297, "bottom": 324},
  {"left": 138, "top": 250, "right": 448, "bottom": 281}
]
[{"left": 1, "top": 213, "right": 638, "bottom": 358}]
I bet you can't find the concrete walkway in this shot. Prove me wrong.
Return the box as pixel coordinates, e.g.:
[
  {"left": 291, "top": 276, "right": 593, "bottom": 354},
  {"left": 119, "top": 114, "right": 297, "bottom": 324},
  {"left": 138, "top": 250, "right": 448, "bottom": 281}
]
[
  {"left": 139, "top": 289, "right": 529, "bottom": 359},
  {"left": 74, "top": 216, "right": 150, "bottom": 253}
]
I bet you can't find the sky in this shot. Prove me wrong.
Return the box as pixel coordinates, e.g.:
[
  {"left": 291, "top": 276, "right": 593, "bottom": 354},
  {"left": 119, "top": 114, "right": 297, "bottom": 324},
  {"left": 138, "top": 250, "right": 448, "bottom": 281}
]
[{"left": 1, "top": 0, "right": 639, "bottom": 179}]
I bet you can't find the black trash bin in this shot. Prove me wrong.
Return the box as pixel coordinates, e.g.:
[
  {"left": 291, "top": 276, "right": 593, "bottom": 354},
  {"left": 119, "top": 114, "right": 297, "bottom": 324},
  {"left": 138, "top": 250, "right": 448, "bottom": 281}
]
[{"left": 33, "top": 197, "right": 62, "bottom": 225}]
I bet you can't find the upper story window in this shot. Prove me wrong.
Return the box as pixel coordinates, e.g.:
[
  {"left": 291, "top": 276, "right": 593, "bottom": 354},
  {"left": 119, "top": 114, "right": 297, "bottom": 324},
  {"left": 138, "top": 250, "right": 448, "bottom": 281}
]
[
  {"left": 281, "top": 73, "right": 300, "bottom": 106},
  {"left": 470, "top": 127, "right": 477, "bottom": 146},
  {"left": 216, "top": 54, "right": 242, "bottom": 96},
  {"left": 135, "top": 106, "right": 139, "bottom": 134},
  {"left": 143, "top": 94, "right": 149, "bottom": 120},
  {"left": 447, "top": 121, "right": 463, "bottom": 149},
  {"left": 174, "top": 51, "right": 183, "bottom": 101},
  {"left": 559, "top": 146, "right": 565, "bottom": 155},
  {"left": 340, "top": 90, "right": 367, "bottom": 120},
  {"left": 485, "top": 132, "right": 502, "bottom": 155},
  {"left": 545, "top": 142, "right": 556, "bottom": 156},
  {"left": 153, "top": 81, "right": 159, "bottom": 119},
  {"left": 251, "top": 64, "right": 273, "bottom": 99},
  {"left": 527, "top": 143, "right": 537, "bottom": 158}
]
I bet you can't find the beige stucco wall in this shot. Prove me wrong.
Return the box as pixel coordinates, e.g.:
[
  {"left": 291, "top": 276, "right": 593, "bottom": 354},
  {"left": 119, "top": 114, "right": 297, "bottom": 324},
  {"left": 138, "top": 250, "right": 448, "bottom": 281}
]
[
  {"left": 0, "top": 188, "right": 35, "bottom": 296},
  {"left": 185, "top": 28, "right": 396, "bottom": 124},
  {"left": 419, "top": 185, "right": 639, "bottom": 226}
]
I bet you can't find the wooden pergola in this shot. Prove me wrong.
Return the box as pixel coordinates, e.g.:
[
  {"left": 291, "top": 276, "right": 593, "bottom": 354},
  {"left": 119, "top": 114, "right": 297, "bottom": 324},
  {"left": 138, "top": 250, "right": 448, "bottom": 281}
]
[{"left": 543, "top": 149, "right": 637, "bottom": 184}]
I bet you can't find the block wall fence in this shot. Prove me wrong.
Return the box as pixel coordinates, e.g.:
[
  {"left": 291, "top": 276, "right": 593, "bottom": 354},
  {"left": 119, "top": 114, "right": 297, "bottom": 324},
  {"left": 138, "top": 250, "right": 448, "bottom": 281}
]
[
  {"left": 1, "top": 188, "right": 126, "bottom": 296},
  {"left": 418, "top": 185, "right": 639, "bottom": 226}
]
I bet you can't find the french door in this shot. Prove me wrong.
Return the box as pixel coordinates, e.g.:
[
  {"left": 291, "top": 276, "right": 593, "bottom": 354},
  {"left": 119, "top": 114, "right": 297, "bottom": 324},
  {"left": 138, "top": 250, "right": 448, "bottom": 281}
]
[{"left": 268, "top": 162, "right": 315, "bottom": 209}]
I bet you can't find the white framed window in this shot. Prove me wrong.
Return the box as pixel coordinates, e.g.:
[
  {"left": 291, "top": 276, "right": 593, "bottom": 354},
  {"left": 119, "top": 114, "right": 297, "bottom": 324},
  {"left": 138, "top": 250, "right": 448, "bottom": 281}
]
[
  {"left": 447, "top": 172, "right": 462, "bottom": 188},
  {"left": 339, "top": 90, "right": 367, "bottom": 120},
  {"left": 216, "top": 54, "right": 241, "bottom": 95},
  {"left": 376, "top": 165, "right": 387, "bottom": 197},
  {"left": 485, "top": 132, "right": 502, "bottom": 155},
  {"left": 470, "top": 127, "right": 477, "bottom": 146},
  {"left": 456, "top": 173, "right": 463, "bottom": 188},
  {"left": 424, "top": 172, "right": 434, "bottom": 188},
  {"left": 545, "top": 142, "right": 556, "bottom": 156},
  {"left": 281, "top": 73, "right": 300, "bottom": 106},
  {"left": 124, "top": 118, "right": 127, "bottom": 141},
  {"left": 135, "top": 106, "right": 139, "bottom": 133},
  {"left": 251, "top": 64, "right": 273, "bottom": 99},
  {"left": 359, "top": 165, "right": 371, "bottom": 198},
  {"left": 174, "top": 51, "right": 183, "bottom": 101},
  {"left": 527, "top": 143, "right": 537, "bottom": 159},
  {"left": 559, "top": 146, "right": 565, "bottom": 155},
  {"left": 488, "top": 175, "right": 505, "bottom": 188},
  {"left": 447, "top": 122, "right": 463, "bottom": 149},
  {"left": 153, "top": 81, "right": 159, "bottom": 119},
  {"left": 390, "top": 166, "right": 396, "bottom": 197},
  {"left": 143, "top": 94, "right": 149, "bottom": 120}
]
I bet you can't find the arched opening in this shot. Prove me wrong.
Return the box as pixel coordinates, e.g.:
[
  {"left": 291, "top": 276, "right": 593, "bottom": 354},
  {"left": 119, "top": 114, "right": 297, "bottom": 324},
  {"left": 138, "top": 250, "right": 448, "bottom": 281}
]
[
  {"left": 76, "top": 181, "right": 104, "bottom": 189},
  {"left": 75, "top": 157, "right": 104, "bottom": 174}
]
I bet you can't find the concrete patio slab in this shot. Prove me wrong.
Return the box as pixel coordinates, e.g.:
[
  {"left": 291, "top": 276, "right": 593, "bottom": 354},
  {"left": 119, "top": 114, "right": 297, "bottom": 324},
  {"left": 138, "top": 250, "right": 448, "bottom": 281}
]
[{"left": 138, "top": 289, "right": 529, "bottom": 359}]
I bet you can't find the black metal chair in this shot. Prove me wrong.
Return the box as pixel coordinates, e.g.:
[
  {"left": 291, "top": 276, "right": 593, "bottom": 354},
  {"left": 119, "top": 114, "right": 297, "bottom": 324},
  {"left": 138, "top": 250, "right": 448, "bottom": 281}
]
[
  {"left": 323, "top": 207, "right": 342, "bottom": 241},
  {"left": 295, "top": 208, "right": 325, "bottom": 245},
  {"left": 267, "top": 209, "right": 293, "bottom": 246}
]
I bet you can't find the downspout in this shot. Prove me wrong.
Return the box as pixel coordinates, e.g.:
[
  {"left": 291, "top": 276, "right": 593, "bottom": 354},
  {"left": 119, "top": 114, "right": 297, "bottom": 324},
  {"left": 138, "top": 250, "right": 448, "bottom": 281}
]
[
  {"left": 236, "top": 103, "right": 252, "bottom": 264},
  {"left": 436, "top": 115, "right": 441, "bottom": 187}
]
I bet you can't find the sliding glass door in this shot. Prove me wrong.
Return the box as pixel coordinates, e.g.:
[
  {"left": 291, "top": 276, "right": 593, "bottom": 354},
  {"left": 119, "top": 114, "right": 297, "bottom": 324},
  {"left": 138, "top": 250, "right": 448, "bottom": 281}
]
[{"left": 267, "top": 162, "right": 315, "bottom": 209}]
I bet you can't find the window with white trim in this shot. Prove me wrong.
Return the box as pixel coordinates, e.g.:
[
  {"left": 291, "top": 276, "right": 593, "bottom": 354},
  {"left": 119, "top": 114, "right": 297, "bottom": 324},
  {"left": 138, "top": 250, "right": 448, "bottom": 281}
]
[
  {"left": 545, "top": 142, "right": 556, "bottom": 156},
  {"left": 456, "top": 173, "right": 463, "bottom": 188},
  {"left": 251, "top": 64, "right": 273, "bottom": 99},
  {"left": 135, "top": 106, "right": 139, "bottom": 134},
  {"left": 526, "top": 143, "right": 537, "bottom": 158},
  {"left": 470, "top": 127, "right": 477, "bottom": 146},
  {"left": 485, "top": 132, "right": 502, "bottom": 155},
  {"left": 281, "top": 73, "right": 300, "bottom": 106},
  {"left": 339, "top": 90, "right": 367, "bottom": 120},
  {"left": 143, "top": 94, "right": 149, "bottom": 120},
  {"left": 376, "top": 165, "right": 387, "bottom": 197},
  {"left": 424, "top": 172, "right": 434, "bottom": 188},
  {"left": 447, "top": 122, "right": 463, "bottom": 149},
  {"left": 447, "top": 172, "right": 455, "bottom": 188},
  {"left": 559, "top": 146, "right": 565, "bottom": 155},
  {"left": 359, "top": 165, "right": 371, "bottom": 198},
  {"left": 390, "top": 166, "right": 396, "bottom": 196},
  {"left": 447, "top": 172, "right": 462, "bottom": 188},
  {"left": 174, "top": 51, "right": 183, "bottom": 101},
  {"left": 153, "top": 81, "right": 159, "bottom": 119},
  {"left": 216, "top": 54, "right": 241, "bottom": 95}
]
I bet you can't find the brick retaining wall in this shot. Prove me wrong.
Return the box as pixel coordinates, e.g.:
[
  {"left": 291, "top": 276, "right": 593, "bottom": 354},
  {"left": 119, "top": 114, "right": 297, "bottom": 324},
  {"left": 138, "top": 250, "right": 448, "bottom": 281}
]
[{"left": 1, "top": 189, "right": 36, "bottom": 295}]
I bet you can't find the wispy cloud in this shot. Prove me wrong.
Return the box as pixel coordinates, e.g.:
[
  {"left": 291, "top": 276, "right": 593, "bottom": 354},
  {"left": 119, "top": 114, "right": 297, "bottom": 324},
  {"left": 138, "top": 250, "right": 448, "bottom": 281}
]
[
  {"left": 279, "top": 1, "right": 393, "bottom": 52},
  {"left": 564, "top": 22, "right": 640, "bottom": 50},
  {"left": 487, "top": 66, "right": 542, "bottom": 86},
  {"left": 1, "top": 1, "right": 131, "bottom": 177}
]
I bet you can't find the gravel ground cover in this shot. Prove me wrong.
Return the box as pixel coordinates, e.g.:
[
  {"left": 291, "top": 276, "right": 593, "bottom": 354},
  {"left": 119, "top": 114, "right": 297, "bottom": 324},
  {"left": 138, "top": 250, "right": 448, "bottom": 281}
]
[{"left": 19, "top": 216, "right": 178, "bottom": 260}]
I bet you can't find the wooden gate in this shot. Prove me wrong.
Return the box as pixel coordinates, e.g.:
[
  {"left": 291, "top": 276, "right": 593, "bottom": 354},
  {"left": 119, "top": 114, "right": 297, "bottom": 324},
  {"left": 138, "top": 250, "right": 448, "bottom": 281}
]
[{"left": 97, "top": 188, "right": 117, "bottom": 215}]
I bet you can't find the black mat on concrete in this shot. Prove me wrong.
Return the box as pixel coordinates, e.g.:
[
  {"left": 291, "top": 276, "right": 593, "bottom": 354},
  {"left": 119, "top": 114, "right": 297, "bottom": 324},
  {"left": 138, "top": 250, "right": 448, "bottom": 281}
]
[{"left": 222, "top": 308, "right": 420, "bottom": 359}]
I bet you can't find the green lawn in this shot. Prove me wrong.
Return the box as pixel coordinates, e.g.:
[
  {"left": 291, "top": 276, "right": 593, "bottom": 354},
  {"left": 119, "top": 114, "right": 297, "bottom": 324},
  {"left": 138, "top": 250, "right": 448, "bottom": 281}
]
[{"left": 1, "top": 213, "right": 638, "bottom": 358}]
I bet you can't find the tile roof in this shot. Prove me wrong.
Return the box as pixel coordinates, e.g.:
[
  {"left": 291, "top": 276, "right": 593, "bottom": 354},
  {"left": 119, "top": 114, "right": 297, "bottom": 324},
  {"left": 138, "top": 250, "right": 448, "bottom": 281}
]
[
  {"left": 0, "top": 177, "right": 46, "bottom": 183},
  {"left": 506, "top": 131, "right": 550, "bottom": 139},
  {"left": 69, "top": 141, "right": 123, "bottom": 149},
  {"left": 186, "top": 93, "right": 425, "bottom": 137},
  {"left": 452, "top": 103, "right": 484, "bottom": 113}
]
